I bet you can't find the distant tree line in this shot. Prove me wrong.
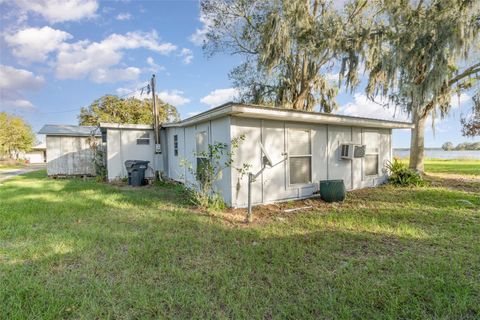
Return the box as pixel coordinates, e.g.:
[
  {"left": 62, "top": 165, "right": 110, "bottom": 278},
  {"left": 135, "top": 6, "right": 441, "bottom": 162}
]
[{"left": 441, "top": 141, "right": 480, "bottom": 151}]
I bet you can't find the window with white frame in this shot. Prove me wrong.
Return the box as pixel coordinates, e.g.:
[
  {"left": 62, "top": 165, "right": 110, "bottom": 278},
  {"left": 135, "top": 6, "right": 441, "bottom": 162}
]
[
  {"left": 288, "top": 129, "right": 312, "bottom": 185},
  {"left": 363, "top": 131, "right": 379, "bottom": 176},
  {"left": 136, "top": 132, "right": 150, "bottom": 145},
  {"left": 196, "top": 131, "right": 207, "bottom": 155},
  {"left": 195, "top": 131, "right": 208, "bottom": 181},
  {"left": 173, "top": 135, "right": 178, "bottom": 156}
]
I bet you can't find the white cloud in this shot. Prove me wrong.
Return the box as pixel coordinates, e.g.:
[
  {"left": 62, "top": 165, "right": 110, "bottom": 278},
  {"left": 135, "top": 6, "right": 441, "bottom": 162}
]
[
  {"left": 4, "top": 26, "right": 72, "bottom": 63},
  {"left": 90, "top": 67, "right": 141, "bottom": 83},
  {"left": 338, "top": 93, "right": 410, "bottom": 121},
  {"left": 4, "top": 28, "right": 177, "bottom": 81},
  {"left": 189, "top": 12, "right": 212, "bottom": 46},
  {"left": 200, "top": 88, "right": 239, "bottom": 108},
  {"left": 116, "top": 12, "right": 131, "bottom": 21},
  {"left": 179, "top": 48, "right": 193, "bottom": 64},
  {"left": 55, "top": 31, "right": 177, "bottom": 80},
  {"left": 115, "top": 85, "right": 148, "bottom": 99},
  {"left": 6, "top": 99, "right": 35, "bottom": 109},
  {"left": 13, "top": 0, "right": 99, "bottom": 23},
  {"left": 115, "top": 88, "right": 191, "bottom": 108},
  {"left": 158, "top": 90, "right": 191, "bottom": 106},
  {"left": 146, "top": 56, "right": 165, "bottom": 73},
  {"left": 0, "top": 65, "right": 44, "bottom": 110}
]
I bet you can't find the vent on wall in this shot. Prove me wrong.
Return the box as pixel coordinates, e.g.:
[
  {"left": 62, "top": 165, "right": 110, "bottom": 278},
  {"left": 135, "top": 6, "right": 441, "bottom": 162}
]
[{"left": 340, "top": 144, "right": 366, "bottom": 160}]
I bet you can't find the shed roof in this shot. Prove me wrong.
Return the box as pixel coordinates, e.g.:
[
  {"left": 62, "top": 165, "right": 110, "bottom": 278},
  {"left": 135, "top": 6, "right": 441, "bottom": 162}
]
[
  {"left": 163, "top": 102, "right": 414, "bottom": 130},
  {"left": 39, "top": 124, "right": 101, "bottom": 137}
]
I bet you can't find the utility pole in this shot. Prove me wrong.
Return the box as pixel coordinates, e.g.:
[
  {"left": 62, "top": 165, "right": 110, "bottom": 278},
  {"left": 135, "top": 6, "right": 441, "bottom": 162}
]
[{"left": 150, "top": 74, "right": 160, "bottom": 153}]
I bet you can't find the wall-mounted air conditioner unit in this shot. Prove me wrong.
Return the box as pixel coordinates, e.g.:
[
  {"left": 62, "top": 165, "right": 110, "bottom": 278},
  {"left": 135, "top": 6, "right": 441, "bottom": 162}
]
[{"left": 340, "top": 144, "right": 366, "bottom": 160}]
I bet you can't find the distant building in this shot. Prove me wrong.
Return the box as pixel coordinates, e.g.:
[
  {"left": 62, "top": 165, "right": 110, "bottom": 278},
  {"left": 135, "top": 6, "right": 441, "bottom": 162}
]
[{"left": 23, "top": 143, "right": 47, "bottom": 164}]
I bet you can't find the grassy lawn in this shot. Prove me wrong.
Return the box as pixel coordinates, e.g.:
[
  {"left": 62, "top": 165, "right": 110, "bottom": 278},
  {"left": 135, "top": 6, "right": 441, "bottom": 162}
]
[
  {"left": 0, "top": 163, "right": 27, "bottom": 170},
  {"left": 398, "top": 158, "right": 480, "bottom": 176},
  {"left": 1, "top": 163, "right": 479, "bottom": 318},
  {"left": 423, "top": 159, "right": 480, "bottom": 176}
]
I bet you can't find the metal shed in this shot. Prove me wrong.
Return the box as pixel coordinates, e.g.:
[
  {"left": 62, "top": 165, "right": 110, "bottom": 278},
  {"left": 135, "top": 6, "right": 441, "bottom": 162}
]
[{"left": 38, "top": 125, "right": 100, "bottom": 177}]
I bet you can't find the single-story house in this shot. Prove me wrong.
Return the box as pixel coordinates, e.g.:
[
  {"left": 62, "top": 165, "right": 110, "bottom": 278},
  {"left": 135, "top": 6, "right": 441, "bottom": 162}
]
[
  {"left": 40, "top": 103, "right": 413, "bottom": 207},
  {"left": 161, "top": 103, "right": 412, "bottom": 207},
  {"left": 38, "top": 124, "right": 100, "bottom": 176},
  {"left": 22, "top": 143, "right": 47, "bottom": 163}
]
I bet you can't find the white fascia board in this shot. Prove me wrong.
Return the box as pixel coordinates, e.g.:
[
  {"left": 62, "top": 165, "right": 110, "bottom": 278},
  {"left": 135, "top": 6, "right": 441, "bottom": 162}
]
[
  {"left": 231, "top": 105, "right": 414, "bottom": 129},
  {"left": 161, "top": 103, "right": 414, "bottom": 129},
  {"left": 161, "top": 105, "right": 236, "bottom": 128},
  {"left": 100, "top": 123, "right": 153, "bottom": 130}
]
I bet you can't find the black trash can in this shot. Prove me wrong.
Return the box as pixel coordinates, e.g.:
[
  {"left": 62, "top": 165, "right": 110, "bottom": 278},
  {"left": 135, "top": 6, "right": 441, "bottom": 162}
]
[
  {"left": 125, "top": 160, "right": 135, "bottom": 185},
  {"left": 124, "top": 160, "right": 150, "bottom": 186},
  {"left": 320, "top": 179, "right": 346, "bottom": 203}
]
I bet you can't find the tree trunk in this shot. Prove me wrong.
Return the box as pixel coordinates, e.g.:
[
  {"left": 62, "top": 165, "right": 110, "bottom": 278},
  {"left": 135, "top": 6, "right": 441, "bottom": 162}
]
[
  {"left": 409, "top": 109, "right": 428, "bottom": 172},
  {"left": 293, "top": 52, "right": 309, "bottom": 110}
]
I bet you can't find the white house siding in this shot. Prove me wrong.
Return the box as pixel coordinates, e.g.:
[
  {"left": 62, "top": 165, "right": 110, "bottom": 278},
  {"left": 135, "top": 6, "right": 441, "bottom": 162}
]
[
  {"left": 230, "top": 117, "right": 392, "bottom": 208},
  {"left": 23, "top": 151, "right": 45, "bottom": 163},
  {"left": 46, "top": 136, "right": 97, "bottom": 176},
  {"left": 230, "top": 117, "right": 263, "bottom": 206},
  {"left": 106, "top": 128, "right": 159, "bottom": 181},
  {"left": 166, "top": 126, "right": 186, "bottom": 181},
  {"left": 165, "top": 117, "right": 232, "bottom": 205},
  {"left": 210, "top": 117, "right": 232, "bottom": 205}
]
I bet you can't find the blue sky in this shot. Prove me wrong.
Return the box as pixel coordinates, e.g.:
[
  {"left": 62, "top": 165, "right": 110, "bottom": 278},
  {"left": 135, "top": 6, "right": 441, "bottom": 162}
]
[{"left": 0, "top": 0, "right": 478, "bottom": 148}]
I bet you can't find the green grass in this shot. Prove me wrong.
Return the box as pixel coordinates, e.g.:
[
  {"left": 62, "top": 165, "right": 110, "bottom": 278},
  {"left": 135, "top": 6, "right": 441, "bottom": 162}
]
[
  {"left": 423, "top": 159, "right": 480, "bottom": 176},
  {"left": 398, "top": 158, "right": 480, "bottom": 176},
  {"left": 1, "top": 169, "right": 479, "bottom": 319}
]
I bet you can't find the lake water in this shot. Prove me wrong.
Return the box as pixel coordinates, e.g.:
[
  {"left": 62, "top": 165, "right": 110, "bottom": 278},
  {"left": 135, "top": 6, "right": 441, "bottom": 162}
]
[{"left": 393, "top": 149, "right": 480, "bottom": 160}]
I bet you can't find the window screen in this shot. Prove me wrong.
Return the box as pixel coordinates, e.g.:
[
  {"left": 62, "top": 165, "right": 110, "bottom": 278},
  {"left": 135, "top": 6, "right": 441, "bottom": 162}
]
[
  {"left": 364, "top": 154, "right": 379, "bottom": 176},
  {"left": 363, "top": 131, "right": 379, "bottom": 176},
  {"left": 288, "top": 129, "right": 312, "bottom": 184},
  {"left": 289, "top": 157, "right": 311, "bottom": 185},
  {"left": 136, "top": 132, "right": 150, "bottom": 145},
  {"left": 196, "top": 131, "right": 207, "bottom": 155},
  {"left": 173, "top": 135, "right": 178, "bottom": 156},
  {"left": 364, "top": 131, "right": 379, "bottom": 154},
  {"left": 288, "top": 129, "right": 311, "bottom": 155}
]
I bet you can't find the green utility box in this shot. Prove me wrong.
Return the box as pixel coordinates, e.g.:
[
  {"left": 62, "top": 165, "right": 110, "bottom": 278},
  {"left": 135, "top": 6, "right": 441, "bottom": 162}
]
[{"left": 319, "top": 180, "right": 346, "bottom": 203}]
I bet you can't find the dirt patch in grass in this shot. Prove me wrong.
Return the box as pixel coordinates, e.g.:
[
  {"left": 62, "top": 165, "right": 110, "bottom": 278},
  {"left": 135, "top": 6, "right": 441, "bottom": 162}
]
[
  {"left": 218, "top": 173, "right": 480, "bottom": 226},
  {"left": 424, "top": 173, "right": 480, "bottom": 193},
  {"left": 215, "top": 196, "right": 345, "bottom": 226}
]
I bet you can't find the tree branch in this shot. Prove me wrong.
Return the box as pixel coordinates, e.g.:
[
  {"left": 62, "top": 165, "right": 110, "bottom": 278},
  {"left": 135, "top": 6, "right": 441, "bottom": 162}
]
[{"left": 449, "top": 62, "right": 480, "bottom": 86}]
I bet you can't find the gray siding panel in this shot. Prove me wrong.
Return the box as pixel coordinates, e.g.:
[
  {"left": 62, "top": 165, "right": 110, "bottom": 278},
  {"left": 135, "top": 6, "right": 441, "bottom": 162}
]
[
  {"left": 230, "top": 117, "right": 391, "bottom": 208},
  {"left": 46, "top": 136, "right": 97, "bottom": 176}
]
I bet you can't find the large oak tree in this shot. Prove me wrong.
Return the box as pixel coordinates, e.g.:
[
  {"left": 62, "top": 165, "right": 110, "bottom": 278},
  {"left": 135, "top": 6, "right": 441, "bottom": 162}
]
[
  {"left": 202, "top": 0, "right": 362, "bottom": 111},
  {"left": 78, "top": 95, "right": 179, "bottom": 126},
  {"left": 344, "top": 0, "right": 480, "bottom": 171}
]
